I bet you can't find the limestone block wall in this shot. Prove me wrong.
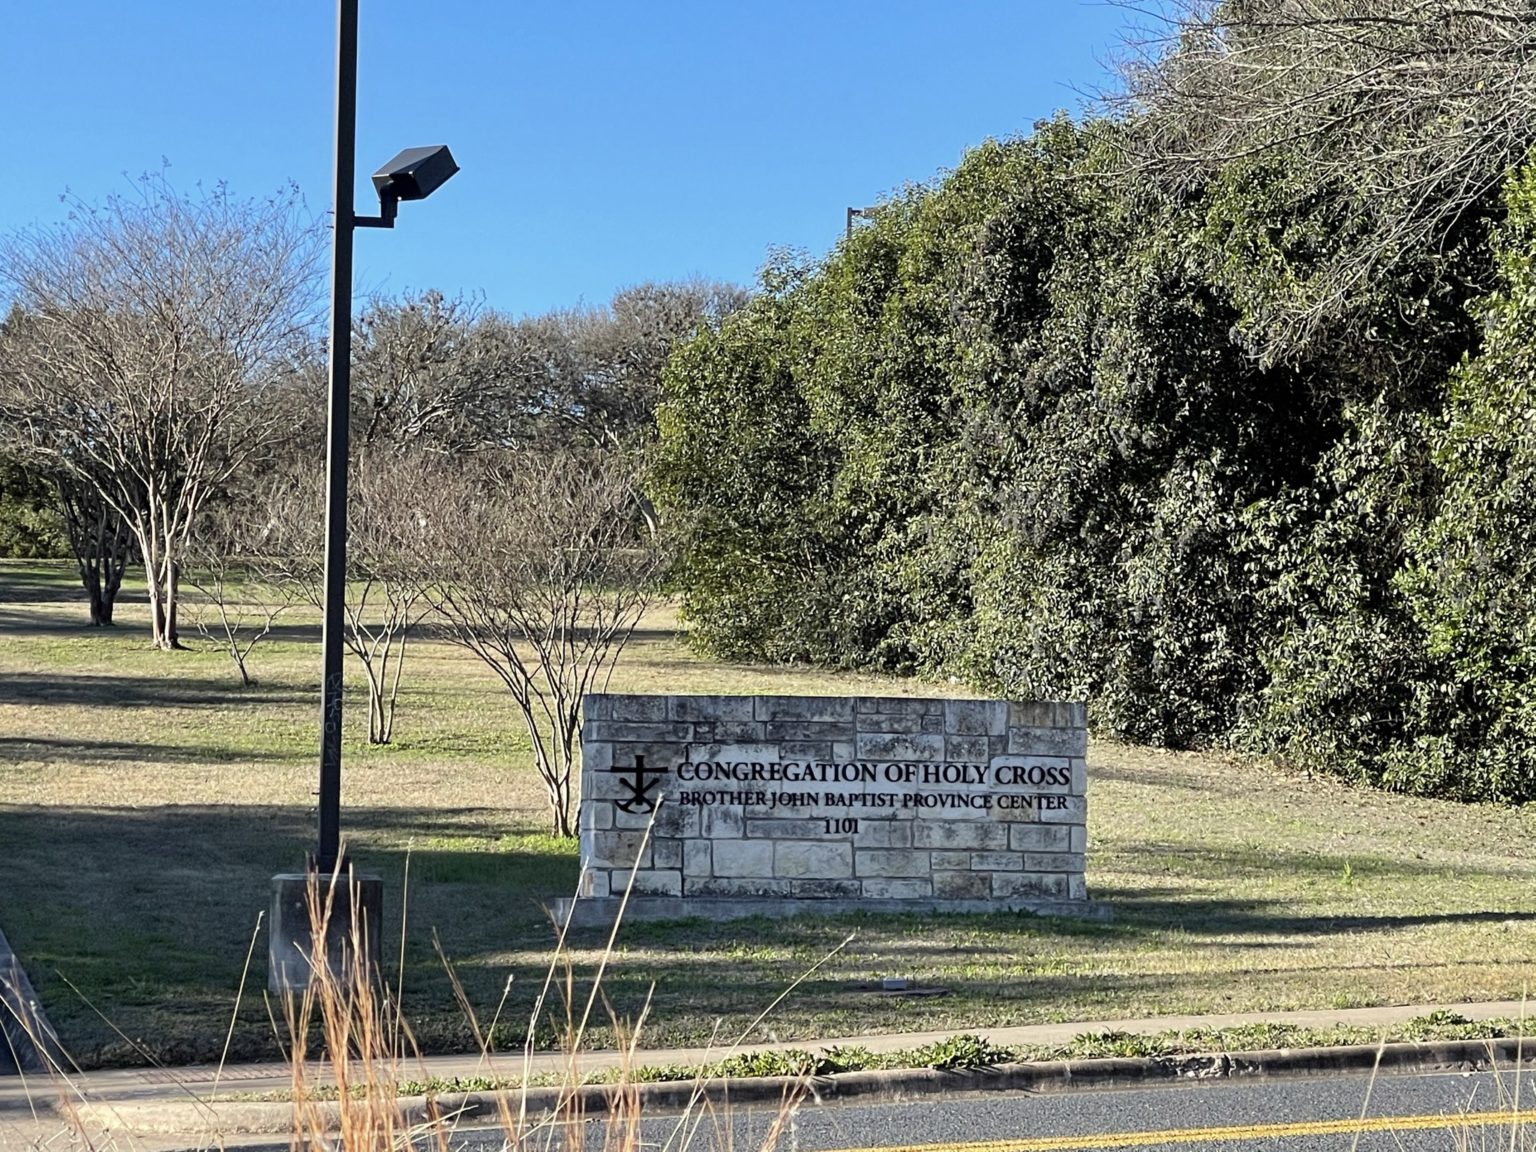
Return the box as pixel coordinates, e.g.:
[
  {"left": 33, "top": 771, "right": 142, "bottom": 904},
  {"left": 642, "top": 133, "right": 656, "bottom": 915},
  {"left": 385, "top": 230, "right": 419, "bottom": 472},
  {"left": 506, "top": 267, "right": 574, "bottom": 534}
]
[{"left": 577, "top": 694, "right": 1088, "bottom": 913}]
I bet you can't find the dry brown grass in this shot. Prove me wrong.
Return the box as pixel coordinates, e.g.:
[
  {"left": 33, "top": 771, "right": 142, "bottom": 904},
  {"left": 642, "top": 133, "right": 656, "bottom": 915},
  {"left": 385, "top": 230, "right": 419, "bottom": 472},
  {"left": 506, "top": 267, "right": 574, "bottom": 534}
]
[{"left": 4, "top": 558, "right": 1536, "bottom": 1072}]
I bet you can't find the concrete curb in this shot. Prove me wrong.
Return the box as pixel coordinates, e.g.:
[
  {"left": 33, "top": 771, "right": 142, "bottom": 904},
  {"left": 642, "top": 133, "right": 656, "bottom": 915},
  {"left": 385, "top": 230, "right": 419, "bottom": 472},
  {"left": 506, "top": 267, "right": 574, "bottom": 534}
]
[
  {"left": 70, "top": 1035, "right": 1536, "bottom": 1137},
  {"left": 0, "top": 925, "right": 61, "bottom": 1076}
]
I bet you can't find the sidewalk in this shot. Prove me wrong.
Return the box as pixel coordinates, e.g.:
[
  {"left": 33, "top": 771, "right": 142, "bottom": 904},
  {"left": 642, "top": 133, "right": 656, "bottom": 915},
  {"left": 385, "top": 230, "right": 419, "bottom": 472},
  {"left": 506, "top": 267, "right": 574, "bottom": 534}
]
[{"left": 2, "top": 999, "right": 1530, "bottom": 1150}]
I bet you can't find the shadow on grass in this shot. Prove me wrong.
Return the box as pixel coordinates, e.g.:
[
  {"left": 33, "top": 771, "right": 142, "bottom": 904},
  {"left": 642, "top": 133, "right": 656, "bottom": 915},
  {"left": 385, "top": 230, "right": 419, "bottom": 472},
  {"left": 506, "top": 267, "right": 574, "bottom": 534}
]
[
  {"left": 0, "top": 607, "right": 110, "bottom": 638},
  {"left": 0, "top": 802, "right": 580, "bottom": 1069},
  {"left": 1106, "top": 841, "right": 1536, "bottom": 883},
  {"left": 0, "top": 671, "right": 311, "bottom": 709},
  {"left": 404, "top": 621, "right": 681, "bottom": 647},
  {"left": 0, "top": 572, "right": 85, "bottom": 605},
  {"left": 0, "top": 736, "right": 294, "bottom": 764},
  {"left": 199, "top": 620, "right": 323, "bottom": 645},
  {"left": 4, "top": 804, "right": 1534, "bottom": 1071},
  {"left": 1089, "top": 760, "right": 1265, "bottom": 798},
  {"left": 616, "top": 895, "right": 1536, "bottom": 955},
  {"left": 1102, "top": 894, "right": 1536, "bottom": 936}
]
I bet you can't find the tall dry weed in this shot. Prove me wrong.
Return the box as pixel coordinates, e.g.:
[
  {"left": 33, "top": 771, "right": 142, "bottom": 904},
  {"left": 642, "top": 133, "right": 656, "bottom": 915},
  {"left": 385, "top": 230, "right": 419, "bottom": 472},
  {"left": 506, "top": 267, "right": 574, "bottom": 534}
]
[{"left": 276, "top": 823, "right": 808, "bottom": 1152}]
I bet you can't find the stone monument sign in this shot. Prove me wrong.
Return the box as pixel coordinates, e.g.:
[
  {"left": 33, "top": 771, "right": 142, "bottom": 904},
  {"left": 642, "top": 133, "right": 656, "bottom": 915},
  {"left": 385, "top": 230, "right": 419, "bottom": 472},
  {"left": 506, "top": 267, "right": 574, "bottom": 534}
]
[{"left": 561, "top": 694, "right": 1097, "bottom": 925}]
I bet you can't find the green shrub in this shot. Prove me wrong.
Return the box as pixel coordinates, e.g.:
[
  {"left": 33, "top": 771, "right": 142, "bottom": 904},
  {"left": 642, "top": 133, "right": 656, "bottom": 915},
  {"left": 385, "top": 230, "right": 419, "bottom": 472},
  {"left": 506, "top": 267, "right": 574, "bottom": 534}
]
[
  {"left": 0, "top": 454, "right": 68, "bottom": 559},
  {"left": 653, "top": 117, "right": 1530, "bottom": 803}
]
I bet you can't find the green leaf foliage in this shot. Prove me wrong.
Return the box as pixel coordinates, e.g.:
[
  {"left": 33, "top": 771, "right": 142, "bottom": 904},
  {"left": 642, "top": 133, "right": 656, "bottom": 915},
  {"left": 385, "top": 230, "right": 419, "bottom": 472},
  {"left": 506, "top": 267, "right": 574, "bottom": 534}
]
[
  {"left": 653, "top": 113, "right": 1536, "bottom": 801},
  {"left": 1391, "top": 157, "right": 1536, "bottom": 801},
  {"left": 0, "top": 452, "right": 68, "bottom": 559},
  {"left": 656, "top": 121, "right": 1337, "bottom": 747}
]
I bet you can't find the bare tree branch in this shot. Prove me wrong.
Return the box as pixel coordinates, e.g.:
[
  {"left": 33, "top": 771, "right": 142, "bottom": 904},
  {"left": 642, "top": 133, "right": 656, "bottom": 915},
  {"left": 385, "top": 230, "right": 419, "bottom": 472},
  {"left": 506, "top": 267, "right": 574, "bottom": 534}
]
[
  {"left": 184, "top": 502, "right": 296, "bottom": 687},
  {"left": 1105, "top": 0, "right": 1536, "bottom": 359},
  {"left": 427, "top": 449, "right": 667, "bottom": 837},
  {"left": 0, "top": 173, "right": 323, "bottom": 648},
  {"left": 261, "top": 451, "right": 443, "bottom": 744}
]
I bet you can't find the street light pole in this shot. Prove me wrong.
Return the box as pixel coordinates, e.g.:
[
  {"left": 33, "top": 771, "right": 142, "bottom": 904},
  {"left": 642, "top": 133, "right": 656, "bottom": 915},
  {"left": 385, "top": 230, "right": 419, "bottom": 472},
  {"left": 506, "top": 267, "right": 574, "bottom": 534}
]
[
  {"left": 316, "top": 0, "right": 361, "bottom": 877},
  {"left": 269, "top": 0, "right": 457, "bottom": 993},
  {"left": 313, "top": 4, "right": 458, "bottom": 875}
]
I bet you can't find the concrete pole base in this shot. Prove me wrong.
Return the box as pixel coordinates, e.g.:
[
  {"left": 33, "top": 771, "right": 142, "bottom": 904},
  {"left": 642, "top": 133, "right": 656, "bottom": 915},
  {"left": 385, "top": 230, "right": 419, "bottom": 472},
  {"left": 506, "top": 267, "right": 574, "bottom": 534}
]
[{"left": 268, "top": 871, "right": 384, "bottom": 994}]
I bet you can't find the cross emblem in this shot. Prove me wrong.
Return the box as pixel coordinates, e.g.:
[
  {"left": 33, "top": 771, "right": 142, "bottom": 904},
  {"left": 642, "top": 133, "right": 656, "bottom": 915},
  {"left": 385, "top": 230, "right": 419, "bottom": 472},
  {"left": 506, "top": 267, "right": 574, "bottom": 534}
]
[{"left": 609, "top": 754, "right": 669, "bottom": 815}]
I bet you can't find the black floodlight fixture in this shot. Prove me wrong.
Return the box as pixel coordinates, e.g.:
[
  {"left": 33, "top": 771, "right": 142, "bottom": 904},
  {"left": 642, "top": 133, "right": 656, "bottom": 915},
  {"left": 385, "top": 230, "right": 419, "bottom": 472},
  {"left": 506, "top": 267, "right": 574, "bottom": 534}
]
[{"left": 356, "top": 145, "right": 459, "bottom": 229}]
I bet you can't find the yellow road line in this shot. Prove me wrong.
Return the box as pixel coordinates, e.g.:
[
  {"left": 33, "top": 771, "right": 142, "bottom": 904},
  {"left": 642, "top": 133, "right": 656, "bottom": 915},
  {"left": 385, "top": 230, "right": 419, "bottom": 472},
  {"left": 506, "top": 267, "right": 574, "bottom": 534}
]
[{"left": 820, "top": 1110, "right": 1525, "bottom": 1152}]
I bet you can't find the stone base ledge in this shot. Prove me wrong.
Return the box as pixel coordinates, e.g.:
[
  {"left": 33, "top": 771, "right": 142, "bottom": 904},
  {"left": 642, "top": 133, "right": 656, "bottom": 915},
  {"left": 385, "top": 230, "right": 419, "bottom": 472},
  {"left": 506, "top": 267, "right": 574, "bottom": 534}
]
[{"left": 550, "top": 895, "right": 1112, "bottom": 930}]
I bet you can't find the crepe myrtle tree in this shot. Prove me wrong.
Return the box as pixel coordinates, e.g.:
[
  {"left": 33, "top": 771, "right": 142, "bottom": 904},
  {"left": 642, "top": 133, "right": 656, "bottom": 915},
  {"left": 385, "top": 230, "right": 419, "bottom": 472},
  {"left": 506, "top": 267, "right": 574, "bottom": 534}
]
[
  {"left": 0, "top": 173, "right": 323, "bottom": 649},
  {"left": 264, "top": 450, "right": 444, "bottom": 744},
  {"left": 428, "top": 449, "right": 666, "bottom": 837},
  {"left": 0, "top": 437, "right": 133, "bottom": 623}
]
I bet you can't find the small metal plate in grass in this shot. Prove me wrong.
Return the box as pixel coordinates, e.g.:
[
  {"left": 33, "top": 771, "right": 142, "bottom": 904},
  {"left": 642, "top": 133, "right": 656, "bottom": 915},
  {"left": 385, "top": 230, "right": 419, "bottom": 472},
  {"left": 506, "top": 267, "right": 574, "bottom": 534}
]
[{"left": 853, "top": 978, "right": 949, "bottom": 997}]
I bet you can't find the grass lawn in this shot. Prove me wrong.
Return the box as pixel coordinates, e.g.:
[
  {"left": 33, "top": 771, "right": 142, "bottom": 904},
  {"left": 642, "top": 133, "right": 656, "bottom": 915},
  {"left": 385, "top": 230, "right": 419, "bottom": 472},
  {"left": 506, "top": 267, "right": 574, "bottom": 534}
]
[{"left": 2, "top": 558, "right": 1535, "bottom": 1069}]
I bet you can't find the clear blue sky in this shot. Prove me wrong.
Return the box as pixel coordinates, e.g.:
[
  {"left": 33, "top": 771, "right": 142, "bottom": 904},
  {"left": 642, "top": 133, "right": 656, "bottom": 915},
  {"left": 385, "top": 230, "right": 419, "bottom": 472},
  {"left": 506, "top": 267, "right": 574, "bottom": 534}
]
[{"left": 8, "top": 2, "right": 1131, "bottom": 318}]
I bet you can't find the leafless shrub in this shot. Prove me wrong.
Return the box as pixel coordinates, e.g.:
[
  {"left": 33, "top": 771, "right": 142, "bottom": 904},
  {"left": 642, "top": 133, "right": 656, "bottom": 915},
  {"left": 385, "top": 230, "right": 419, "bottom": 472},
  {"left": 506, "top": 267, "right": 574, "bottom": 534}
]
[
  {"left": 184, "top": 502, "right": 296, "bottom": 687},
  {"left": 264, "top": 451, "right": 445, "bottom": 745},
  {"left": 428, "top": 450, "right": 666, "bottom": 837}
]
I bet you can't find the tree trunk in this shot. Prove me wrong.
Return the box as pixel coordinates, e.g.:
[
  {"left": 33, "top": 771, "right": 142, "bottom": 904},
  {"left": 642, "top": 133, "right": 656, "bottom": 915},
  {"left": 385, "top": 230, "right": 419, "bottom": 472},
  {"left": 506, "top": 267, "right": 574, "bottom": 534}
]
[
  {"left": 166, "top": 561, "right": 181, "bottom": 647},
  {"left": 535, "top": 745, "right": 575, "bottom": 838},
  {"left": 147, "top": 555, "right": 185, "bottom": 651},
  {"left": 148, "top": 572, "right": 179, "bottom": 649},
  {"left": 148, "top": 577, "right": 171, "bottom": 649},
  {"left": 144, "top": 534, "right": 169, "bottom": 649},
  {"left": 86, "top": 572, "right": 111, "bottom": 626},
  {"left": 362, "top": 660, "right": 385, "bottom": 744},
  {"left": 381, "top": 632, "right": 408, "bottom": 745},
  {"left": 77, "top": 549, "right": 107, "bottom": 626},
  {"left": 59, "top": 478, "right": 128, "bottom": 627},
  {"left": 552, "top": 797, "right": 573, "bottom": 839},
  {"left": 368, "top": 677, "right": 383, "bottom": 744},
  {"left": 103, "top": 538, "right": 126, "bottom": 617}
]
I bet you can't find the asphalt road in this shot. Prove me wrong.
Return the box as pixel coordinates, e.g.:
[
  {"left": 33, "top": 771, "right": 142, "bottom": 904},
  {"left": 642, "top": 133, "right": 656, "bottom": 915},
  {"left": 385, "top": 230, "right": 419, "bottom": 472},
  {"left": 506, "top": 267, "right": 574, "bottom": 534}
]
[{"left": 441, "top": 1067, "right": 1536, "bottom": 1152}]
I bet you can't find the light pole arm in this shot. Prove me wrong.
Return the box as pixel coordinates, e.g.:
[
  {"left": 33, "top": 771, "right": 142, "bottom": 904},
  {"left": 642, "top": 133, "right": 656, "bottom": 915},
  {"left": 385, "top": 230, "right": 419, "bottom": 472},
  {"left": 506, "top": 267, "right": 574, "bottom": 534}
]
[{"left": 354, "top": 190, "right": 398, "bottom": 230}]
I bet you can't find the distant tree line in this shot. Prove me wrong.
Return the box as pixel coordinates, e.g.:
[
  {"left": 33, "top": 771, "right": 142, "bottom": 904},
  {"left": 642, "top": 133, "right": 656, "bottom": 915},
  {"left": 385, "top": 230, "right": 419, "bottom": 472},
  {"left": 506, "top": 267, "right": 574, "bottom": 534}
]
[{"left": 652, "top": 0, "right": 1536, "bottom": 804}]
